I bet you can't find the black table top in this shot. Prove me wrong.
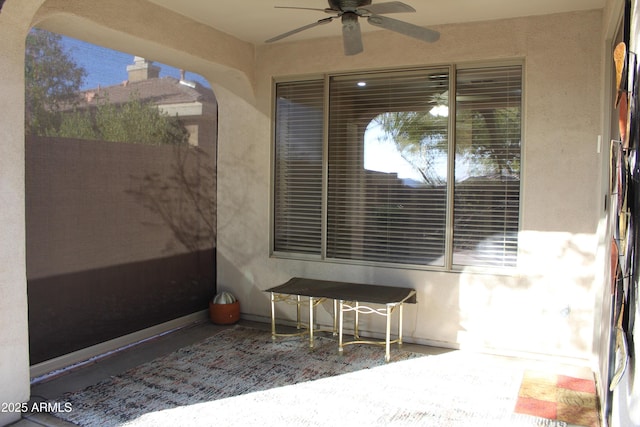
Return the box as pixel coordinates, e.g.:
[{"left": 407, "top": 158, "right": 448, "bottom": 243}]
[{"left": 266, "top": 277, "right": 417, "bottom": 305}]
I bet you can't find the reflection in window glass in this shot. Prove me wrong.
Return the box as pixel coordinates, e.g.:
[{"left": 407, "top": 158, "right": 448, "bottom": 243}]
[
  {"left": 364, "top": 109, "right": 449, "bottom": 185},
  {"left": 453, "top": 65, "right": 522, "bottom": 267},
  {"left": 328, "top": 71, "right": 449, "bottom": 266}
]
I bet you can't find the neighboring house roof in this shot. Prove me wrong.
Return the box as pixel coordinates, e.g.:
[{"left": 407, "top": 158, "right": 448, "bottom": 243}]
[{"left": 78, "top": 77, "right": 216, "bottom": 110}]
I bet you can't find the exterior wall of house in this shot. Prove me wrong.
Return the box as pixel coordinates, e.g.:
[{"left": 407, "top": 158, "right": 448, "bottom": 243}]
[
  {"left": 219, "top": 10, "right": 605, "bottom": 362},
  {"left": 0, "top": 0, "right": 612, "bottom": 423}
]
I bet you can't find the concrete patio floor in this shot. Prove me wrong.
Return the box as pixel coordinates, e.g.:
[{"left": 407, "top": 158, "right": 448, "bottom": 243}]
[{"left": 10, "top": 319, "right": 599, "bottom": 427}]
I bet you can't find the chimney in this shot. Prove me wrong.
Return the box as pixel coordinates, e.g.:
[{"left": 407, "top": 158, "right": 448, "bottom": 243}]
[{"left": 126, "top": 56, "right": 160, "bottom": 82}]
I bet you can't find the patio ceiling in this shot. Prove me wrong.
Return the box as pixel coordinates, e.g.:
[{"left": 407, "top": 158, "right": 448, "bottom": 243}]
[{"left": 146, "top": 0, "right": 606, "bottom": 45}]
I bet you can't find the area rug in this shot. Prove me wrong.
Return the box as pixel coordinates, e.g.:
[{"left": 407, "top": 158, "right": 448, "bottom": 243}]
[
  {"left": 515, "top": 370, "right": 600, "bottom": 427},
  {"left": 51, "top": 326, "right": 567, "bottom": 426}
]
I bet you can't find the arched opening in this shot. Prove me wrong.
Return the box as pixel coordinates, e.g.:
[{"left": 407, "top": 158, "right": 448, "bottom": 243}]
[{"left": 25, "top": 28, "right": 218, "bottom": 366}]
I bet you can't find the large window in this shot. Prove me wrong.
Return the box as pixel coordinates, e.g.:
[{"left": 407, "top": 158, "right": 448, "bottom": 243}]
[{"left": 273, "top": 63, "right": 522, "bottom": 270}]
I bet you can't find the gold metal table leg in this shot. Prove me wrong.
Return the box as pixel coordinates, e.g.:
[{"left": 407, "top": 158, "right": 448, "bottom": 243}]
[
  {"left": 270, "top": 293, "right": 312, "bottom": 341},
  {"left": 398, "top": 303, "right": 404, "bottom": 347},
  {"left": 333, "top": 299, "right": 338, "bottom": 336},
  {"left": 309, "top": 296, "right": 315, "bottom": 349},
  {"left": 354, "top": 301, "right": 360, "bottom": 339},
  {"left": 385, "top": 304, "right": 392, "bottom": 363},
  {"left": 338, "top": 299, "right": 344, "bottom": 354},
  {"left": 271, "top": 292, "right": 276, "bottom": 341}
]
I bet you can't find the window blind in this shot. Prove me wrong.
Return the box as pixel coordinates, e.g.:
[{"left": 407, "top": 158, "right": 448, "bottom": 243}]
[
  {"left": 453, "top": 65, "right": 522, "bottom": 267},
  {"left": 272, "top": 64, "right": 522, "bottom": 270},
  {"left": 273, "top": 80, "right": 324, "bottom": 254},
  {"left": 326, "top": 71, "right": 450, "bottom": 265}
]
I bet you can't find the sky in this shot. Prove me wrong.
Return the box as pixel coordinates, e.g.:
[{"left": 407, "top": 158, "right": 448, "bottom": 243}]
[{"left": 61, "top": 35, "right": 211, "bottom": 90}]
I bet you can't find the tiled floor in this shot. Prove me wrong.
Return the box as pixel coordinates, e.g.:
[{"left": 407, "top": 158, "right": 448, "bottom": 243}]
[{"left": 11, "top": 320, "right": 600, "bottom": 427}]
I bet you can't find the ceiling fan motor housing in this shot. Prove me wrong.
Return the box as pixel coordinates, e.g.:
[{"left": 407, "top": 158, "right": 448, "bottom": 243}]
[
  {"left": 329, "top": 0, "right": 372, "bottom": 11},
  {"left": 267, "top": 1, "right": 440, "bottom": 55}
]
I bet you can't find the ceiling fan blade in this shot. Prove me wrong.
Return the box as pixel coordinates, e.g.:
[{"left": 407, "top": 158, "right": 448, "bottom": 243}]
[
  {"left": 265, "top": 17, "right": 334, "bottom": 43},
  {"left": 342, "top": 13, "right": 363, "bottom": 56},
  {"left": 359, "top": 1, "right": 415, "bottom": 15},
  {"left": 367, "top": 15, "right": 440, "bottom": 43},
  {"left": 274, "top": 6, "right": 335, "bottom": 14}
]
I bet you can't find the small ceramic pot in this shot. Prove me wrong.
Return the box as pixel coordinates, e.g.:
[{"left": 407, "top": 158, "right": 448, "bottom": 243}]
[{"left": 209, "top": 300, "right": 240, "bottom": 325}]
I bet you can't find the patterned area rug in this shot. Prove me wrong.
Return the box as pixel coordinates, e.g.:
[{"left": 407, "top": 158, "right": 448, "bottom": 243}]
[
  {"left": 52, "top": 326, "right": 568, "bottom": 426},
  {"left": 515, "top": 370, "right": 600, "bottom": 427}
]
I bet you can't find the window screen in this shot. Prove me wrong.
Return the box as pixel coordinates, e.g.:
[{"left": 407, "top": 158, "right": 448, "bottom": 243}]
[{"left": 25, "top": 29, "right": 217, "bottom": 364}]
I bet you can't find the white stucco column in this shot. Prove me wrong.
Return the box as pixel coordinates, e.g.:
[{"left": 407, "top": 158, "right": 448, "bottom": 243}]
[{"left": 0, "top": 0, "right": 43, "bottom": 424}]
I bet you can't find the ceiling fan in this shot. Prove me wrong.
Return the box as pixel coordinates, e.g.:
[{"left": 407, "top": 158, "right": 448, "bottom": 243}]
[{"left": 265, "top": 0, "right": 440, "bottom": 56}]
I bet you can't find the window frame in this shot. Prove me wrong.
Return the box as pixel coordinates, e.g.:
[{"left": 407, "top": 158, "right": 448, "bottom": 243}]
[{"left": 271, "top": 61, "right": 524, "bottom": 273}]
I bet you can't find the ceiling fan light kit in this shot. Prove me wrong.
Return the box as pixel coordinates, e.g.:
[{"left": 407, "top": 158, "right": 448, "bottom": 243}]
[{"left": 266, "top": 0, "right": 440, "bottom": 56}]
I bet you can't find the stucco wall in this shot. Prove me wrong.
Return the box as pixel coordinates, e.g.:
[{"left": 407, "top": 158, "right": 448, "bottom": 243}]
[
  {"left": 0, "top": 2, "right": 44, "bottom": 424},
  {"left": 216, "top": 10, "right": 605, "bottom": 360},
  {"left": 0, "top": 0, "right": 608, "bottom": 422}
]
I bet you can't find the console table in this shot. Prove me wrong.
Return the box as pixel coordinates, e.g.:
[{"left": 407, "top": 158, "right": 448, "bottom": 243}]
[{"left": 266, "top": 277, "right": 417, "bottom": 362}]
